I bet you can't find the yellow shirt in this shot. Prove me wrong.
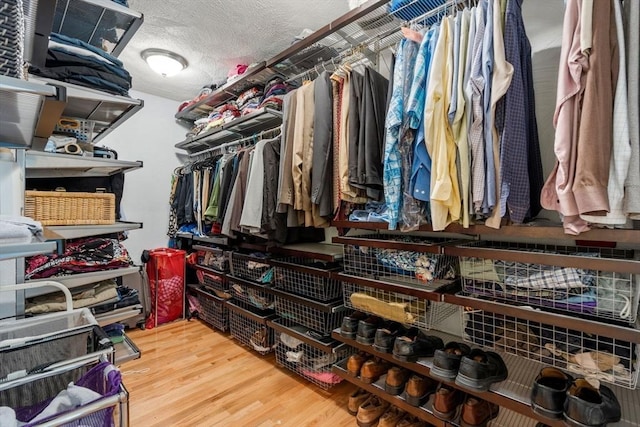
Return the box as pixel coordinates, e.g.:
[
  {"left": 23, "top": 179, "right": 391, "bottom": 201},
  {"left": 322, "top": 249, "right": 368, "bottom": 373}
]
[{"left": 425, "top": 16, "right": 461, "bottom": 231}]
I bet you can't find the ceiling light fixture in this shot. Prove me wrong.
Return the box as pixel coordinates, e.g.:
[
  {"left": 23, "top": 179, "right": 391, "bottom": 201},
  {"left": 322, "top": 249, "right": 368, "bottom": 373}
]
[{"left": 141, "top": 48, "right": 188, "bottom": 77}]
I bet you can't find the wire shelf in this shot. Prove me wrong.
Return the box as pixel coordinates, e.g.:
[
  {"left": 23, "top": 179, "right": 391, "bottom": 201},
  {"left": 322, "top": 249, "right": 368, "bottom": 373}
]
[
  {"left": 343, "top": 281, "right": 431, "bottom": 329},
  {"left": 194, "top": 245, "right": 229, "bottom": 272},
  {"left": 341, "top": 234, "right": 459, "bottom": 288},
  {"left": 228, "top": 302, "right": 276, "bottom": 356},
  {"left": 272, "top": 257, "right": 342, "bottom": 302},
  {"left": 229, "top": 275, "right": 274, "bottom": 310},
  {"left": 196, "top": 268, "right": 229, "bottom": 299},
  {"left": 230, "top": 252, "right": 273, "bottom": 284},
  {"left": 273, "top": 292, "right": 346, "bottom": 336},
  {"left": 454, "top": 241, "right": 640, "bottom": 323},
  {"left": 462, "top": 308, "right": 640, "bottom": 390},
  {"left": 188, "top": 286, "right": 228, "bottom": 332},
  {"left": 274, "top": 332, "right": 351, "bottom": 390}
]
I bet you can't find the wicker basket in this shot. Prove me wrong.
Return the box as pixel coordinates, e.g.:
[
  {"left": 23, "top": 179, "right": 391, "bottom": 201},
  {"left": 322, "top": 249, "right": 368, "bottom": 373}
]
[{"left": 24, "top": 190, "right": 115, "bottom": 225}]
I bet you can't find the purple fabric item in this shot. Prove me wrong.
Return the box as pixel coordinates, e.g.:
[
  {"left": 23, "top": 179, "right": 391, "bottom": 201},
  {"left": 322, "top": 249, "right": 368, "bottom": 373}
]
[{"left": 18, "top": 362, "right": 121, "bottom": 427}]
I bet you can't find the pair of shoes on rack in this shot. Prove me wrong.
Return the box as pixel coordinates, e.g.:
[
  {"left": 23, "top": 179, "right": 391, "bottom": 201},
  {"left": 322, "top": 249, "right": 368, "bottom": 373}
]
[
  {"left": 430, "top": 341, "right": 508, "bottom": 392},
  {"left": 391, "top": 327, "right": 444, "bottom": 362},
  {"left": 384, "top": 368, "right": 438, "bottom": 408},
  {"left": 346, "top": 352, "right": 390, "bottom": 383},
  {"left": 348, "top": 389, "right": 426, "bottom": 427},
  {"left": 531, "top": 367, "right": 621, "bottom": 426},
  {"left": 432, "top": 384, "right": 499, "bottom": 426}
]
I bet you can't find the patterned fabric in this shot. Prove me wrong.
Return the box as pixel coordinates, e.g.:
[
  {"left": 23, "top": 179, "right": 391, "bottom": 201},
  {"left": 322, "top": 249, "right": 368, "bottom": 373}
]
[
  {"left": 383, "top": 40, "right": 407, "bottom": 230},
  {"left": 498, "top": 0, "right": 542, "bottom": 223},
  {"left": 25, "top": 238, "right": 131, "bottom": 279},
  {"left": 468, "top": 2, "right": 487, "bottom": 214}
]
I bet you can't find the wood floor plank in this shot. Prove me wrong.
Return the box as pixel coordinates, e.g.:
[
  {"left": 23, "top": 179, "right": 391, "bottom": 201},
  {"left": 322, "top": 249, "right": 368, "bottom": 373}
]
[{"left": 124, "top": 320, "right": 357, "bottom": 426}]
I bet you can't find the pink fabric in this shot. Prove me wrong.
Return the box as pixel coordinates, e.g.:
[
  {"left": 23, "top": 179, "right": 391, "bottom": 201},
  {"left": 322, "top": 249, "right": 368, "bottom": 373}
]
[{"left": 539, "top": 0, "right": 590, "bottom": 235}]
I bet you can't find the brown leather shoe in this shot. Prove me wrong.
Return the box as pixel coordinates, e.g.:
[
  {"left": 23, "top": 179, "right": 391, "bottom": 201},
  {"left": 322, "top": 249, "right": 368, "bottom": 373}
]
[
  {"left": 378, "top": 406, "right": 405, "bottom": 427},
  {"left": 348, "top": 388, "right": 371, "bottom": 416},
  {"left": 356, "top": 395, "right": 390, "bottom": 427},
  {"left": 396, "top": 414, "right": 426, "bottom": 427},
  {"left": 404, "top": 374, "right": 437, "bottom": 407},
  {"left": 347, "top": 353, "right": 369, "bottom": 376},
  {"left": 360, "top": 359, "right": 389, "bottom": 383},
  {"left": 385, "top": 366, "right": 410, "bottom": 395},
  {"left": 460, "top": 396, "right": 499, "bottom": 427},
  {"left": 432, "top": 383, "right": 464, "bottom": 420}
]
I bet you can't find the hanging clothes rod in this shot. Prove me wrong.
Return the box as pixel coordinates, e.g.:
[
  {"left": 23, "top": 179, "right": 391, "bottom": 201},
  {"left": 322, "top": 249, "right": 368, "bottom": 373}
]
[
  {"left": 285, "top": 0, "right": 466, "bottom": 83},
  {"left": 188, "top": 126, "right": 282, "bottom": 160}
]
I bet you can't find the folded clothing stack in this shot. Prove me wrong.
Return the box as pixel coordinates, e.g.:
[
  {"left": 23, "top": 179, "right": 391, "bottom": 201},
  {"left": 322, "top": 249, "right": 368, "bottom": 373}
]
[
  {"left": 0, "top": 215, "right": 43, "bottom": 244},
  {"left": 30, "top": 32, "right": 132, "bottom": 96}
]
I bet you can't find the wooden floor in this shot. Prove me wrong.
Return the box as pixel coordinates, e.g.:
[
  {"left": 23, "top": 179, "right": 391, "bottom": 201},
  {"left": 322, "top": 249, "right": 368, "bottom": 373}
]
[{"left": 124, "top": 320, "right": 357, "bottom": 427}]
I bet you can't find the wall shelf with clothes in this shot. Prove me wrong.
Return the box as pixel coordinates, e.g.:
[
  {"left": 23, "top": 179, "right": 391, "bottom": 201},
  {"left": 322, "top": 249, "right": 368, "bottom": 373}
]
[
  {"left": 25, "top": 150, "right": 143, "bottom": 177},
  {"left": 175, "top": 107, "right": 284, "bottom": 154},
  {"left": 0, "top": 241, "right": 57, "bottom": 261},
  {"left": 174, "top": 0, "right": 392, "bottom": 122}
]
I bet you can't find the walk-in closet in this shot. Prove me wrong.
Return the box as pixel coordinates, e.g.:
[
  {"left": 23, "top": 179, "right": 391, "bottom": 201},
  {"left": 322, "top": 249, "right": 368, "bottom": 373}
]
[{"left": 1, "top": 0, "right": 638, "bottom": 426}]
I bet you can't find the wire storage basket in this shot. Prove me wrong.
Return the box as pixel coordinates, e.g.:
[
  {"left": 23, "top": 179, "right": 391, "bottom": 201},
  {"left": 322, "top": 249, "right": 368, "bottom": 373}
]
[
  {"left": 188, "top": 285, "right": 228, "bottom": 332},
  {"left": 342, "top": 281, "right": 431, "bottom": 329},
  {"left": 272, "top": 318, "right": 354, "bottom": 390},
  {"left": 1, "top": 361, "right": 126, "bottom": 426},
  {"left": 272, "top": 288, "right": 347, "bottom": 336},
  {"left": 228, "top": 274, "right": 274, "bottom": 310},
  {"left": 271, "top": 257, "right": 342, "bottom": 302},
  {"left": 450, "top": 241, "right": 640, "bottom": 323},
  {"left": 193, "top": 245, "right": 229, "bottom": 272},
  {"left": 229, "top": 252, "right": 273, "bottom": 284},
  {"left": 338, "top": 234, "right": 459, "bottom": 288},
  {"left": 0, "top": 308, "right": 112, "bottom": 407},
  {"left": 228, "top": 301, "right": 276, "bottom": 356},
  {"left": 196, "top": 266, "right": 230, "bottom": 299},
  {"left": 462, "top": 308, "right": 640, "bottom": 389}
]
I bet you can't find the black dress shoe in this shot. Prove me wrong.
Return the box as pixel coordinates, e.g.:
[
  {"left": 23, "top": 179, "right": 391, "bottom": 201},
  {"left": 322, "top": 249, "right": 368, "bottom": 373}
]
[
  {"left": 455, "top": 349, "right": 508, "bottom": 391},
  {"left": 340, "top": 311, "right": 367, "bottom": 339},
  {"left": 431, "top": 341, "right": 471, "bottom": 380},
  {"left": 373, "top": 321, "right": 405, "bottom": 353},
  {"left": 356, "top": 316, "right": 383, "bottom": 345},
  {"left": 392, "top": 328, "right": 444, "bottom": 362},
  {"left": 564, "top": 380, "right": 621, "bottom": 427},
  {"left": 530, "top": 367, "right": 573, "bottom": 419}
]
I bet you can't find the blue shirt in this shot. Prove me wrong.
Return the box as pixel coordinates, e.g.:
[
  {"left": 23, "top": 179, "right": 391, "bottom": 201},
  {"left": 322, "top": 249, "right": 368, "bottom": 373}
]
[
  {"left": 481, "top": 0, "right": 496, "bottom": 214},
  {"left": 407, "top": 26, "right": 440, "bottom": 202},
  {"left": 383, "top": 40, "right": 408, "bottom": 230}
]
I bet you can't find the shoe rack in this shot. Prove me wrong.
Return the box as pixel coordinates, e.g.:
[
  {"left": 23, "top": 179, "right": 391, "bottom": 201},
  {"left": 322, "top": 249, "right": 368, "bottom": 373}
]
[{"left": 329, "top": 227, "right": 640, "bottom": 427}]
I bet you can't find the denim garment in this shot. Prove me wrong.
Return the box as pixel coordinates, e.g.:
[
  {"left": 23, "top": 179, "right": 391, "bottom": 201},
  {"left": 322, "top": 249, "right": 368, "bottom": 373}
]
[
  {"left": 49, "top": 47, "right": 131, "bottom": 81},
  {"left": 50, "top": 33, "right": 123, "bottom": 67},
  {"left": 67, "top": 75, "right": 128, "bottom": 96}
]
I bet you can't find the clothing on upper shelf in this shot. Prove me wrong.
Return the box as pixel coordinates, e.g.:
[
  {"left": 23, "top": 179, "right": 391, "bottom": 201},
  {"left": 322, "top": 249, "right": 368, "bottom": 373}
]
[{"left": 29, "top": 33, "right": 132, "bottom": 95}]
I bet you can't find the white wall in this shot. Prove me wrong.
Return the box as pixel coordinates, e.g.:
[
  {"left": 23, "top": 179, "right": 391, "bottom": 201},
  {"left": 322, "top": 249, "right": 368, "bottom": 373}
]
[{"left": 100, "top": 89, "right": 187, "bottom": 262}]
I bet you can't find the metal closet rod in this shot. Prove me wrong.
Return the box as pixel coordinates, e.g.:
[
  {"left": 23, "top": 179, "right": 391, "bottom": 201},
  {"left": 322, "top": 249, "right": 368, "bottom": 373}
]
[
  {"left": 188, "top": 126, "right": 282, "bottom": 160},
  {"left": 285, "top": 0, "right": 467, "bottom": 83}
]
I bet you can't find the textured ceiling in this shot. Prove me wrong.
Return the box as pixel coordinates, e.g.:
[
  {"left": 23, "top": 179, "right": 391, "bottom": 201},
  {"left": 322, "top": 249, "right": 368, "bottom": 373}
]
[
  {"left": 118, "top": 0, "right": 564, "bottom": 103},
  {"left": 119, "top": 0, "right": 351, "bottom": 101}
]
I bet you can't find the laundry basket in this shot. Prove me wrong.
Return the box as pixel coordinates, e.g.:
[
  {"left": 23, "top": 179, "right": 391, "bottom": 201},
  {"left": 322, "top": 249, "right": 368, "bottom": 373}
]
[{"left": 2, "top": 360, "right": 127, "bottom": 426}]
